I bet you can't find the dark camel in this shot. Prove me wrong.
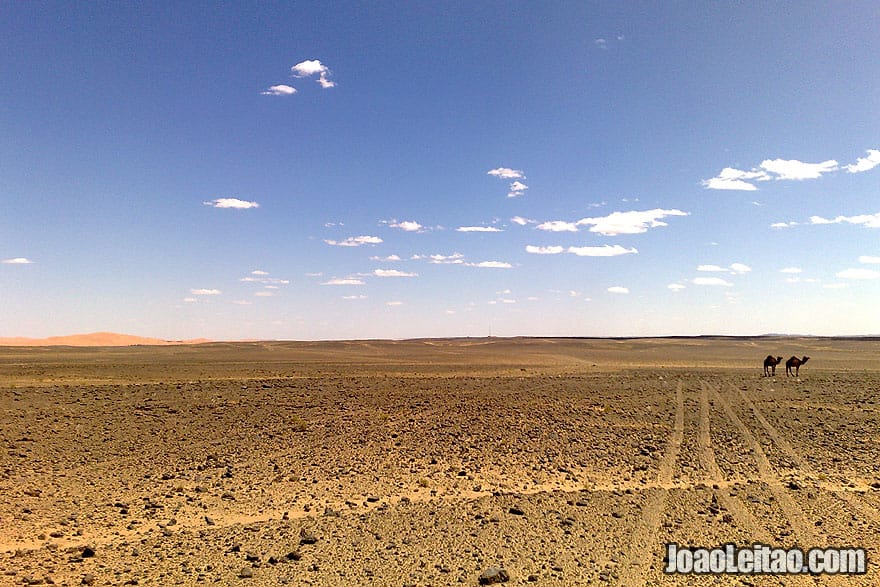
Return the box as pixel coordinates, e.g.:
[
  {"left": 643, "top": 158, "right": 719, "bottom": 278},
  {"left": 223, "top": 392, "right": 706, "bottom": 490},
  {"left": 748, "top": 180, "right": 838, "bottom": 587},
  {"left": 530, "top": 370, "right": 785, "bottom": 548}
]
[
  {"left": 763, "top": 355, "right": 783, "bottom": 377},
  {"left": 785, "top": 356, "right": 810, "bottom": 377}
]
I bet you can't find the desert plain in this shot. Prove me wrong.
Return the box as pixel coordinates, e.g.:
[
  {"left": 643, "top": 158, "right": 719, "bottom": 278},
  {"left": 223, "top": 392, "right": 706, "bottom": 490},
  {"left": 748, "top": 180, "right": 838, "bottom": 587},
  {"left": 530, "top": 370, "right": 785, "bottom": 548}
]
[{"left": 1, "top": 336, "right": 879, "bottom": 586}]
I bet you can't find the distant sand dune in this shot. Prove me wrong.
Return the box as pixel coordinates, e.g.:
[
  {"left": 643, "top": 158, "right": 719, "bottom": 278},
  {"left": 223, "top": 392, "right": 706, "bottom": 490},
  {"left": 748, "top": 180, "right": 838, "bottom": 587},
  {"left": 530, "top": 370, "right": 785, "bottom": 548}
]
[{"left": 0, "top": 331, "right": 211, "bottom": 347}]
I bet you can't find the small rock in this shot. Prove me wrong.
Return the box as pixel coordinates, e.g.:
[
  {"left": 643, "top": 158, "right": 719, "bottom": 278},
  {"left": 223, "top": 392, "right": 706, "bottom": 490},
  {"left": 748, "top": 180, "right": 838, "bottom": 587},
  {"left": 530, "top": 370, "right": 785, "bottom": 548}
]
[
  {"left": 238, "top": 567, "right": 254, "bottom": 579},
  {"left": 299, "top": 528, "right": 318, "bottom": 545},
  {"left": 81, "top": 546, "right": 95, "bottom": 558},
  {"left": 204, "top": 516, "right": 215, "bottom": 526},
  {"left": 508, "top": 507, "right": 525, "bottom": 516},
  {"left": 479, "top": 567, "right": 510, "bottom": 584},
  {"left": 81, "top": 575, "right": 96, "bottom": 586}
]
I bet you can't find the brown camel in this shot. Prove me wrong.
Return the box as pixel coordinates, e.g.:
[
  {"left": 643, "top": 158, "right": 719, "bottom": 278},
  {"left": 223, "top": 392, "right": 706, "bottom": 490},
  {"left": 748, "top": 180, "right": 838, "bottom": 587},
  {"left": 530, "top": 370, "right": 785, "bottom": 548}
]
[
  {"left": 763, "top": 355, "right": 783, "bottom": 377},
  {"left": 785, "top": 356, "right": 810, "bottom": 377}
]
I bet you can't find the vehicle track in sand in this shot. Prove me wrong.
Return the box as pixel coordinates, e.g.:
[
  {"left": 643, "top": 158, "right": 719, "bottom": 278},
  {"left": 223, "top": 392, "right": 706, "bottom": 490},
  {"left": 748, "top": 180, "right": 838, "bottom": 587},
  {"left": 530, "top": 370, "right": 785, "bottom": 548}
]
[
  {"left": 707, "top": 381, "right": 822, "bottom": 546},
  {"left": 733, "top": 385, "right": 880, "bottom": 540},
  {"left": 697, "top": 381, "right": 770, "bottom": 540},
  {"left": 616, "top": 380, "right": 684, "bottom": 585}
]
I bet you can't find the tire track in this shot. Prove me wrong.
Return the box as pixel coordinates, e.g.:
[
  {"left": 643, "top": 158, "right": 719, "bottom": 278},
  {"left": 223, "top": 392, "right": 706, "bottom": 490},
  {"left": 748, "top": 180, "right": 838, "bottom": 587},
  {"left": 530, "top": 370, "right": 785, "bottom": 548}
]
[
  {"left": 708, "top": 381, "right": 822, "bottom": 547},
  {"left": 734, "top": 386, "right": 880, "bottom": 528},
  {"left": 617, "top": 380, "right": 683, "bottom": 585},
  {"left": 697, "top": 381, "right": 770, "bottom": 541}
]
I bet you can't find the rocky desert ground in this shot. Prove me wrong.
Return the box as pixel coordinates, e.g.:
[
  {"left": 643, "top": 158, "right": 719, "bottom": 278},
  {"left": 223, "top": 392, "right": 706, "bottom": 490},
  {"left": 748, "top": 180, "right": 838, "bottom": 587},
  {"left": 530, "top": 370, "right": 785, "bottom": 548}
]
[{"left": 1, "top": 337, "right": 879, "bottom": 586}]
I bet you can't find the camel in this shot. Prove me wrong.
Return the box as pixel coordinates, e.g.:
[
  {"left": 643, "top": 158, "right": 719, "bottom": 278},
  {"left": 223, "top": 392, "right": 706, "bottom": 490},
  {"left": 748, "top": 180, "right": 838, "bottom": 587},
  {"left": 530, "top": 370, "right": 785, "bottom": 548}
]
[
  {"left": 763, "top": 355, "right": 783, "bottom": 377},
  {"left": 785, "top": 356, "right": 810, "bottom": 377}
]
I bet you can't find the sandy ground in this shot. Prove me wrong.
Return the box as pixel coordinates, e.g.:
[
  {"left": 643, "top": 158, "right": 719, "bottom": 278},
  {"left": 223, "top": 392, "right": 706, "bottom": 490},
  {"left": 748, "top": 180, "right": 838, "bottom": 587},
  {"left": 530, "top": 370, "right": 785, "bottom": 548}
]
[{"left": 1, "top": 337, "right": 879, "bottom": 586}]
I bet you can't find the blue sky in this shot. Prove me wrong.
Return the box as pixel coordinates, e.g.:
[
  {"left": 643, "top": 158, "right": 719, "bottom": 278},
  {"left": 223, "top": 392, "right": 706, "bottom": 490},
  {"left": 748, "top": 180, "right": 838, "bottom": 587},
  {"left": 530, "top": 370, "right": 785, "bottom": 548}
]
[{"left": 2, "top": 2, "right": 879, "bottom": 340}]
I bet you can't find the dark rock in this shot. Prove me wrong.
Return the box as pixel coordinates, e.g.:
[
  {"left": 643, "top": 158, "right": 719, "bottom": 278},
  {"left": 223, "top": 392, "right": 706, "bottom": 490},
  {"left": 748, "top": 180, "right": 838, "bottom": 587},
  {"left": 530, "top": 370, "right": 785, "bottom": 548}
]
[
  {"left": 479, "top": 567, "right": 510, "bottom": 584},
  {"left": 238, "top": 567, "right": 254, "bottom": 579},
  {"left": 508, "top": 507, "right": 525, "bottom": 516},
  {"left": 81, "top": 546, "right": 95, "bottom": 558},
  {"left": 299, "top": 528, "right": 318, "bottom": 545}
]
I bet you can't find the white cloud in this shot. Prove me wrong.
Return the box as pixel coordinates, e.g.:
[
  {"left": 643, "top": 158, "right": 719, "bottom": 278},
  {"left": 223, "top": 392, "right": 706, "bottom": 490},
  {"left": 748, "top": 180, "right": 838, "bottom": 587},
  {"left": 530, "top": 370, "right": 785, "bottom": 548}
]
[
  {"left": 567, "top": 245, "right": 638, "bottom": 257},
  {"left": 702, "top": 167, "right": 770, "bottom": 191},
  {"left": 371, "top": 254, "right": 402, "bottom": 262},
  {"left": 386, "top": 301, "right": 403, "bottom": 306},
  {"left": 240, "top": 276, "right": 290, "bottom": 285},
  {"left": 317, "top": 73, "right": 335, "bottom": 89},
  {"left": 456, "top": 226, "right": 502, "bottom": 232},
  {"left": 607, "top": 286, "right": 629, "bottom": 294},
  {"left": 845, "top": 149, "right": 880, "bottom": 173},
  {"left": 780, "top": 267, "right": 802, "bottom": 274},
  {"left": 692, "top": 277, "right": 733, "bottom": 287},
  {"left": 342, "top": 295, "right": 367, "bottom": 300},
  {"left": 261, "top": 84, "right": 297, "bottom": 96},
  {"left": 668, "top": 283, "right": 686, "bottom": 291},
  {"left": 2, "top": 257, "right": 33, "bottom": 264},
  {"left": 373, "top": 269, "right": 417, "bottom": 277},
  {"left": 809, "top": 213, "right": 880, "bottom": 229},
  {"left": 324, "top": 235, "right": 383, "bottom": 247},
  {"left": 507, "top": 180, "right": 528, "bottom": 198},
  {"left": 705, "top": 154, "right": 856, "bottom": 190},
  {"left": 254, "top": 291, "right": 275, "bottom": 297},
  {"left": 487, "top": 167, "right": 524, "bottom": 180},
  {"left": 837, "top": 268, "right": 880, "bottom": 280},
  {"left": 760, "top": 158, "right": 839, "bottom": 180},
  {"left": 537, "top": 220, "right": 579, "bottom": 232},
  {"left": 203, "top": 198, "right": 260, "bottom": 209},
  {"left": 386, "top": 220, "right": 425, "bottom": 232},
  {"left": 697, "top": 263, "right": 750, "bottom": 274},
  {"left": 191, "top": 288, "right": 221, "bottom": 295},
  {"left": 232, "top": 300, "right": 252, "bottom": 305},
  {"left": 251, "top": 270, "right": 269, "bottom": 276},
  {"left": 427, "top": 253, "right": 465, "bottom": 264},
  {"left": 467, "top": 261, "right": 512, "bottom": 268},
  {"left": 510, "top": 216, "right": 533, "bottom": 226},
  {"left": 321, "top": 277, "right": 365, "bottom": 286},
  {"left": 292, "top": 60, "right": 335, "bottom": 88},
  {"left": 183, "top": 297, "right": 198, "bottom": 303},
  {"left": 576, "top": 209, "right": 689, "bottom": 236},
  {"left": 525, "top": 245, "right": 565, "bottom": 255},
  {"left": 771, "top": 221, "right": 798, "bottom": 229},
  {"left": 859, "top": 256, "right": 880, "bottom": 264}
]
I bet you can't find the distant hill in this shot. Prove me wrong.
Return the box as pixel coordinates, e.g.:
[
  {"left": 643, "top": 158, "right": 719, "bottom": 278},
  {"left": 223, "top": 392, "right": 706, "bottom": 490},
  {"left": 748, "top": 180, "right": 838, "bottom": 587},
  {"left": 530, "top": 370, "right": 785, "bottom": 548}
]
[{"left": 0, "top": 332, "right": 211, "bottom": 347}]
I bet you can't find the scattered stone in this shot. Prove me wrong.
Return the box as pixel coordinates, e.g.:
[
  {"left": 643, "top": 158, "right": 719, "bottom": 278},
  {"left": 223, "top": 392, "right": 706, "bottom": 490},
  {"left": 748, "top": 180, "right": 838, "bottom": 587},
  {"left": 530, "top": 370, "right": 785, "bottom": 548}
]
[
  {"left": 299, "top": 528, "right": 318, "bottom": 545},
  {"left": 285, "top": 550, "right": 302, "bottom": 561},
  {"left": 787, "top": 480, "right": 802, "bottom": 490},
  {"left": 478, "top": 567, "right": 510, "bottom": 584},
  {"left": 204, "top": 516, "right": 216, "bottom": 526},
  {"left": 508, "top": 507, "right": 525, "bottom": 516},
  {"left": 81, "top": 546, "right": 95, "bottom": 558},
  {"left": 81, "top": 574, "right": 96, "bottom": 585},
  {"left": 238, "top": 567, "right": 254, "bottom": 579}
]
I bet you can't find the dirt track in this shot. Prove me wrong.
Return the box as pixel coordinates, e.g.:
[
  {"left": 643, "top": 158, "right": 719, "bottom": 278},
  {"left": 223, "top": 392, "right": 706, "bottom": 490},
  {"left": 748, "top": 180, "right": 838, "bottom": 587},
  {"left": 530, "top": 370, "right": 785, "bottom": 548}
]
[{"left": 1, "top": 337, "right": 879, "bottom": 585}]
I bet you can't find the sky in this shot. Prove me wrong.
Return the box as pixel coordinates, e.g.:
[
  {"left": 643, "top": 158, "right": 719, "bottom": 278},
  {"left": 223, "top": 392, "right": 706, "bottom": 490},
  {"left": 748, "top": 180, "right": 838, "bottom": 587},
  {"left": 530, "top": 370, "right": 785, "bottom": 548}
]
[{"left": 2, "top": 2, "right": 880, "bottom": 340}]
